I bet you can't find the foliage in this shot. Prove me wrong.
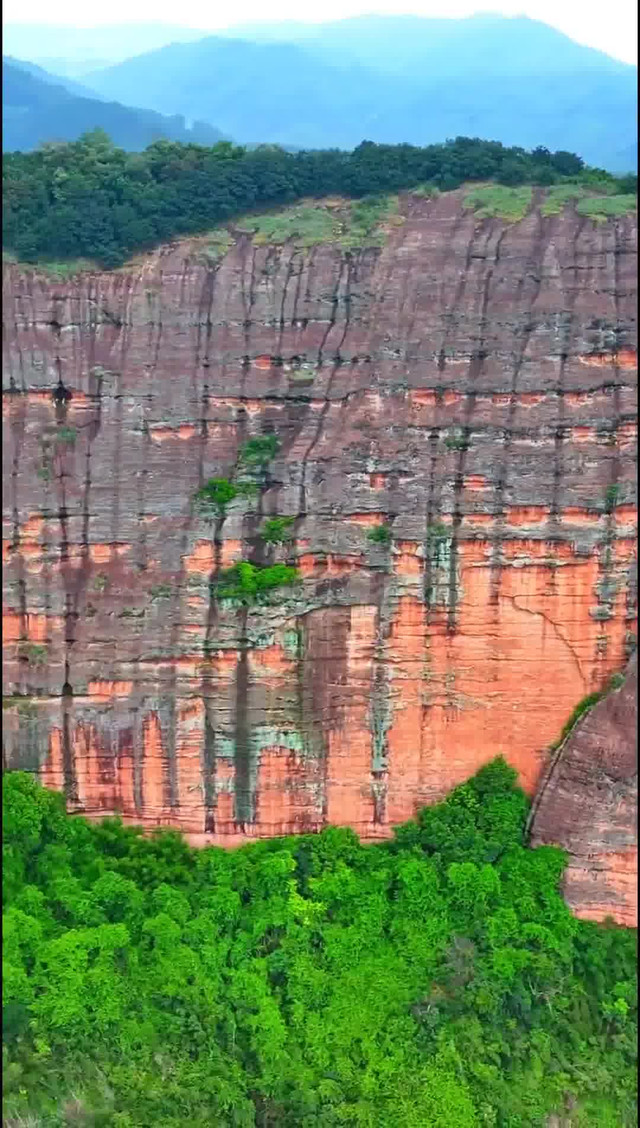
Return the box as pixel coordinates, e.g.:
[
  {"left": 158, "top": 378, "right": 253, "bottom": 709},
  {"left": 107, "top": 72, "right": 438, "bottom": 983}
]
[
  {"left": 540, "top": 183, "right": 637, "bottom": 219},
  {"left": 340, "top": 194, "right": 402, "bottom": 248},
  {"left": 367, "top": 523, "right": 392, "bottom": 544},
  {"left": 261, "top": 516, "right": 295, "bottom": 544},
  {"left": 540, "top": 182, "right": 588, "bottom": 215},
  {"left": 216, "top": 561, "right": 300, "bottom": 604},
  {"left": 237, "top": 194, "right": 403, "bottom": 251},
  {"left": 605, "top": 482, "right": 622, "bottom": 511},
  {"left": 409, "top": 182, "right": 440, "bottom": 198},
  {"left": 194, "top": 228, "right": 234, "bottom": 264},
  {"left": 54, "top": 425, "right": 77, "bottom": 445},
  {"left": 575, "top": 194, "right": 637, "bottom": 222},
  {"left": 463, "top": 184, "right": 533, "bottom": 221},
  {"left": 239, "top": 435, "right": 281, "bottom": 467},
  {"left": 18, "top": 643, "right": 48, "bottom": 667},
  {"left": 427, "top": 521, "right": 450, "bottom": 541},
  {"left": 29, "top": 258, "right": 99, "bottom": 278},
  {"left": 236, "top": 204, "right": 338, "bottom": 247},
  {"left": 3, "top": 761, "right": 636, "bottom": 1126},
  {"left": 235, "top": 480, "right": 259, "bottom": 500},
  {"left": 195, "top": 477, "right": 238, "bottom": 516},
  {"left": 444, "top": 429, "right": 469, "bottom": 450},
  {"left": 3, "top": 132, "right": 634, "bottom": 269}
]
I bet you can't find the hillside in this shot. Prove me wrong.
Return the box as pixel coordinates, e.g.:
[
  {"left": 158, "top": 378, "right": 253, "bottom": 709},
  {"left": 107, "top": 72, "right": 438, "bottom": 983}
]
[
  {"left": 80, "top": 15, "right": 638, "bottom": 169},
  {"left": 2, "top": 59, "right": 226, "bottom": 152},
  {"left": 3, "top": 764, "right": 637, "bottom": 1126}
]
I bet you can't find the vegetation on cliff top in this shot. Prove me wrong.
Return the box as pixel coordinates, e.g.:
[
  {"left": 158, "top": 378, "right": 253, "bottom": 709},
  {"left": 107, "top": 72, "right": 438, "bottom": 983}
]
[
  {"left": 3, "top": 761, "right": 637, "bottom": 1127},
  {"left": 2, "top": 130, "right": 636, "bottom": 269}
]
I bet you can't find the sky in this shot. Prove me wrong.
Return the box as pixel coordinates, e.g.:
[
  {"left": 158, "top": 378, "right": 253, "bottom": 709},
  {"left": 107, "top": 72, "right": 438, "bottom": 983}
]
[{"left": 3, "top": 1, "right": 637, "bottom": 65}]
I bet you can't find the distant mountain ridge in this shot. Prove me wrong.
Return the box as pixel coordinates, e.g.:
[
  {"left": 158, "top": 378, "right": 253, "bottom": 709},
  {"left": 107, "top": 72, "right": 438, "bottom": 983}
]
[
  {"left": 79, "top": 15, "right": 636, "bottom": 170},
  {"left": 2, "top": 23, "right": 210, "bottom": 69},
  {"left": 219, "top": 13, "right": 633, "bottom": 78},
  {"left": 3, "top": 56, "right": 109, "bottom": 101},
  {"left": 2, "top": 58, "right": 227, "bottom": 152}
]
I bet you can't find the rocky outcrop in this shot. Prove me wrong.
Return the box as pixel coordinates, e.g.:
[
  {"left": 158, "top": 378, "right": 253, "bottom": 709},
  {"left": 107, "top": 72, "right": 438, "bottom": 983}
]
[
  {"left": 529, "top": 654, "right": 637, "bottom": 927},
  {"left": 2, "top": 189, "right": 637, "bottom": 921}
]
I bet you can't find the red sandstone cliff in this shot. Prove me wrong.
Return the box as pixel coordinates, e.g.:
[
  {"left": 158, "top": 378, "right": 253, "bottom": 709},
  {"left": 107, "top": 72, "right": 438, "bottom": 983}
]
[
  {"left": 2, "top": 189, "right": 637, "bottom": 920},
  {"left": 529, "top": 654, "right": 637, "bottom": 927}
]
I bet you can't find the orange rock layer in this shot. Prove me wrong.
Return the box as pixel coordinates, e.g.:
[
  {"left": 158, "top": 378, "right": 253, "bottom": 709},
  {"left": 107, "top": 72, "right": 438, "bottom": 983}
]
[{"left": 2, "top": 189, "right": 637, "bottom": 923}]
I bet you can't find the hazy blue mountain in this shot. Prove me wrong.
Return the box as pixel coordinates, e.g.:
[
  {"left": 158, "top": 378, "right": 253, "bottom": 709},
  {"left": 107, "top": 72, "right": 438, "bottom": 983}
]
[
  {"left": 27, "top": 58, "right": 118, "bottom": 79},
  {"left": 221, "top": 14, "right": 632, "bottom": 81},
  {"left": 82, "top": 17, "right": 637, "bottom": 169},
  {"left": 2, "top": 59, "right": 226, "bottom": 152},
  {"left": 84, "top": 38, "right": 396, "bottom": 152},
  {"left": 2, "top": 23, "right": 210, "bottom": 69},
  {"left": 4, "top": 56, "right": 109, "bottom": 100}
]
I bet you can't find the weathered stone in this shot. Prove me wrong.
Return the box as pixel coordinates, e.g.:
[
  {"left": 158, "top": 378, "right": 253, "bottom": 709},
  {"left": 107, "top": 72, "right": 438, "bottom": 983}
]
[
  {"left": 530, "top": 654, "right": 637, "bottom": 927},
  {"left": 2, "top": 189, "right": 637, "bottom": 923}
]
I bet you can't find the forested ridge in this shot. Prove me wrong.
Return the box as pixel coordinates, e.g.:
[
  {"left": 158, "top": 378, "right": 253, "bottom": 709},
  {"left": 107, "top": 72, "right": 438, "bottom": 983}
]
[
  {"left": 3, "top": 761, "right": 637, "bottom": 1127},
  {"left": 3, "top": 130, "right": 636, "bottom": 269}
]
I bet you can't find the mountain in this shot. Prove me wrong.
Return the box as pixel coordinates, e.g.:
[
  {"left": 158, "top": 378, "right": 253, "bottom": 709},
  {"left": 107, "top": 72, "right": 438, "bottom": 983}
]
[
  {"left": 2, "top": 22, "right": 210, "bottom": 70},
  {"left": 4, "top": 55, "right": 109, "bottom": 100},
  {"left": 2, "top": 59, "right": 226, "bottom": 152},
  {"left": 221, "top": 14, "right": 632, "bottom": 80},
  {"left": 83, "top": 38, "right": 395, "bottom": 152},
  {"left": 82, "top": 16, "right": 637, "bottom": 169}
]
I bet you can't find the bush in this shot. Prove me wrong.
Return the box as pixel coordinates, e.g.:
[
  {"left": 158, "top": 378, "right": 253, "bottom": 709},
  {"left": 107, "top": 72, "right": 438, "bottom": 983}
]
[
  {"left": 261, "top": 516, "right": 295, "bottom": 543},
  {"left": 239, "top": 435, "right": 280, "bottom": 468},
  {"left": 463, "top": 184, "right": 532, "bottom": 221},
  {"left": 216, "top": 561, "right": 300, "bottom": 603},
  {"left": 195, "top": 477, "right": 238, "bottom": 515},
  {"left": 367, "top": 523, "right": 392, "bottom": 544}
]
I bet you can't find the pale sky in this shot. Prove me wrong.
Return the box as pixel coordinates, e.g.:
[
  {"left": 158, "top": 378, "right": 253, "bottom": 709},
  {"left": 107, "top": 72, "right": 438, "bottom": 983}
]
[{"left": 3, "top": 0, "right": 637, "bottom": 65}]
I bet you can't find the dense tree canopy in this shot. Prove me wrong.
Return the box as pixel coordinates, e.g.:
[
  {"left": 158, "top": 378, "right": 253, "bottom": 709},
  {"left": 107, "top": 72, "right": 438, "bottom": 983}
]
[
  {"left": 3, "top": 131, "right": 636, "bottom": 269},
  {"left": 3, "top": 760, "right": 637, "bottom": 1126}
]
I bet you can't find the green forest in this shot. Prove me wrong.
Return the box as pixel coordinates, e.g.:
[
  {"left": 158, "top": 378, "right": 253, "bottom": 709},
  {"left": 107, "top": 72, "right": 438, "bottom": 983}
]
[
  {"left": 3, "top": 761, "right": 637, "bottom": 1127},
  {"left": 3, "top": 130, "right": 637, "bottom": 269}
]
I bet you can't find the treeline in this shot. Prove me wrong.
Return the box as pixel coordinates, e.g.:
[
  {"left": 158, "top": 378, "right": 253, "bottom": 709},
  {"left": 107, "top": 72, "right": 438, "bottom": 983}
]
[
  {"left": 3, "top": 760, "right": 637, "bottom": 1126},
  {"left": 3, "top": 129, "right": 637, "bottom": 268}
]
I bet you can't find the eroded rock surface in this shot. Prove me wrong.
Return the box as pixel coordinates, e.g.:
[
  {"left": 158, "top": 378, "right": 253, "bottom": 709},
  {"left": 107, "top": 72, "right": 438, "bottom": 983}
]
[
  {"left": 2, "top": 190, "right": 637, "bottom": 921},
  {"left": 530, "top": 654, "right": 637, "bottom": 926}
]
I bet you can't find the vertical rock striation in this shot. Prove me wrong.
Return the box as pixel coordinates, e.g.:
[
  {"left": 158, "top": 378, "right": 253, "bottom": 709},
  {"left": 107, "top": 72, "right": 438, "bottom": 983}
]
[{"left": 2, "top": 189, "right": 637, "bottom": 920}]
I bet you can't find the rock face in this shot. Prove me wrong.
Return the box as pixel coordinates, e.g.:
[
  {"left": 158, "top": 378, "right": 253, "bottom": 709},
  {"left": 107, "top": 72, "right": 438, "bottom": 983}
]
[
  {"left": 530, "top": 654, "right": 637, "bottom": 927},
  {"left": 2, "top": 189, "right": 637, "bottom": 921}
]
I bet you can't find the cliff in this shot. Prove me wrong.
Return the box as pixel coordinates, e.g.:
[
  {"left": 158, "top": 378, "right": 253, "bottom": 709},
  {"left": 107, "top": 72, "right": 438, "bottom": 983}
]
[
  {"left": 2, "top": 188, "right": 637, "bottom": 921},
  {"left": 529, "top": 654, "right": 637, "bottom": 927}
]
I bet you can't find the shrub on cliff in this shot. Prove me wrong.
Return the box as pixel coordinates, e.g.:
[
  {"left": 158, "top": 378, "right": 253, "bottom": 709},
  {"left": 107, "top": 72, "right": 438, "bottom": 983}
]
[
  {"left": 367, "top": 523, "right": 392, "bottom": 544},
  {"left": 240, "top": 435, "right": 281, "bottom": 468},
  {"left": 216, "top": 561, "right": 300, "bottom": 603},
  {"left": 195, "top": 477, "right": 239, "bottom": 516},
  {"left": 2, "top": 760, "right": 636, "bottom": 1127},
  {"left": 261, "top": 516, "right": 295, "bottom": 543}
]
